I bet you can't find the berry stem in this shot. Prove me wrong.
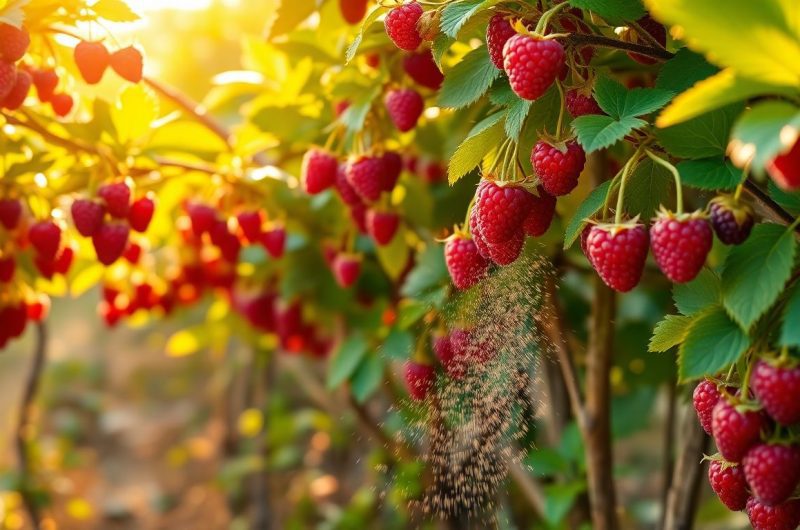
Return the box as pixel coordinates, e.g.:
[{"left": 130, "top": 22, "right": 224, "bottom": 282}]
[
  {"left": 740, "top": 354, "right": 754, "bottom": 403},
  {"left": 555, "top": 80, "right": 565, "bottom": 140},
  {"left": 613, "top": 150, "right": 643, "bottom": 224},
  {"left": 534, "top": 1, "right": 570, "bottom": 35},
  {"left": 645, "top": 150, "right": 683, "bottom": 215},
  {"left": 488, "top": 137, "right": 512, "bottom": 176},
  {"left": 733, "top": 183, "right": 744, "bottom": 201},
  {"left": 463, "top": 192, "right": 477, "bottom": 228}
]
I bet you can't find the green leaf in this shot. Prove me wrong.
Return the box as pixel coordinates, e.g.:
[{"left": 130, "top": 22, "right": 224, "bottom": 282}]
[
  {"left": 448, "top": 112, "right": 505, "bottom": 184},
  {"left": 656, "top": 103, "right": 742, "bottom": 159},
  {"left": 542, "top": 482, "right": 587, "bottom": 526},
  {"left": 563, "top": 180, "right": 612, "bottom": 249},
  {"left": 376, "top": 228, "right": 411, "bottom": 280},
  {"left": 678, "top": 306, "right": 750, "bottom": 381},
  {"left": 594, "top": 76, "right": 673, "bottom": 120},
  {"left": 730, "top": 101, "right": 800, "bottom": 173},
  {"left": 624, "top": 158, "right": 673, "bottom": 220},
  {"left": 401, "top": 244, "right": 448, "bottom": 297},
  {"left": 431, "top": 34, "right": 454, "bottom": 70},
  {"left": 768, "top": 181, "right": 800, "bottom": 215},
  {"left": 504, "top": 97, "right": 532, "bottom": 140},
  {"left": 572, "top": 114, "right": 644, "bottom": 153},
  {"left": 383, "top": 329, "right": 413, "bottom": 360},
  {"left": 649, "top": 314, "right": 693, "bottom": 352},
  {"left": 780, "top": 284, "right": 800, "bottom": 347},
  {"left": 351, "top": 354, "right": 385, "bottom": 403},
  {"left": 339, "top": 86, "right": 381, "bottom": 132},
  {"left": 91, "top": 0, "right": 140, "bottom": 22},
  {"left": 568, "top": 0, "right": 644, "bottom": 24},
  {"left": 327, "top": 335, "right": 369, "bottom": 389},
  {"left": 440, "top": 0, "right": 495, "bottom": 38},
  {"left": 345, "top": 6, "right": 385, "bottom": 63},
  {"left": 673, "top": 268, "right": 721, "bottom": 315},
  {"left": 677, "top": 158, "right": 741, "bottom": 190},
  {"left": 438, "top": 46, "right": 500, "bottom": 109},
  {"left": 655, "top": 48, "right": 718, "bottom": 94},
  {"left": 397, "top": 300, "right": 429, "bottom": 329},
  {"left": 722, "top": 223, "right": 798, "bottom": 331}
]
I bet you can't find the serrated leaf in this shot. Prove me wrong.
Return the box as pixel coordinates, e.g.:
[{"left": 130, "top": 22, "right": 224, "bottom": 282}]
[
  {"left": 722, "top": 223, "right": 797, "bottom": 331},
  {"left": 112, "top": 84, "right": 158, "bottom": 144},
  {"left": 345, "top": 6, "right": 385, "bottom": 63},
  {"left": 677, "top": 158, "right": 741, "bottom": 190},
  {"left": 563, "top": 180, "right": 612, "bottom": 249},
  {"left": 0, "top": 0, "right": 28, "bottom": 27},
  {"left": 673, "top": 268, "right": 721, "bottom": 315},
  {"left": 593, "top": 76, "right": 673, "bottom": 120},
  {"left": 440, "top": 0, "right": 495, "bottom": 38},
  {"left": 91, "top": 0, "right": 139, "bottom": 22},
  {"left": 448, "top": 112, "right": 505, "bottom": 184},
  {"left": 351, "top": 354, "right": 384, "bottom": 403},
  {"left": 730, "top": 101, "right": 800, "bottom": 173},
  {"left": 656, "top": 103, "right": 742, "bottom": 159},
  {"left": 655, "top": 48, "right": 718, "bottom": 94},
  {"left": 505, "top": 97, "right": 532, "bottom": 140},
  {"left": 431, "top": 34, "right": 454, "bottom": 70},
  {"left": 780, "top": 284, "right": 800, "bottom": 347},
  {"left": 649, "top": 314, "right": 694, "bottom": 352},
  {"left": 678, "top": 306, "right": 750, "bottom": 381},
  {"left": 327, "top": 335, "right": 369, "bottom": 389},
  {"left": 567, "top": 0, "right": 644, "bottom": 24},
  {"left": 572, "top": 114, "right": 644, "bottom": 153},
  {"left": 438, "top": 46, "right": 500, "bottom": 109},
  {"left": 339, "top": 86, "right": 380, "bottom": 132},
  {"left": 624, "top": 158, "right": 673, "bottom": 220}
]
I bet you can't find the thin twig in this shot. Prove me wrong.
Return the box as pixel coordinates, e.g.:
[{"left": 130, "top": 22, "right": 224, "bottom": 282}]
[
  {"left": 743, "top": 179, "right": 800, "bottom": 234},
  {"left": 507, "top": 462, "right": 547, "bottom": 516},
  {"left": 659, "top": 380, "right": 678, "bottom": 529},
  {"left": 565, "top": 33, "right": 675, "bottom": 60},
  {"left": 348, "top": 395, "right": 415, "bottom": 461}
]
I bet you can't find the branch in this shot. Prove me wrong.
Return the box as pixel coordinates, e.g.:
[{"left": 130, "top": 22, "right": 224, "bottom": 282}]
[
  {"left": 565, "top": 33, "right": 675, "bottom": 60},
  {"left": 507, "top": 461, "right": 547, "bottom": 517},
  {"left": 663, "top": 407, "right": 709, "bottom": 530},
  {"left": 3, "top": 111, "right": 100, "bottom": 156},
  {"left": 743, "top": 179, "right": 800, "bottom": 234},
  {"left": 348, "top": 396, "right": 416, "bottom": 461}
]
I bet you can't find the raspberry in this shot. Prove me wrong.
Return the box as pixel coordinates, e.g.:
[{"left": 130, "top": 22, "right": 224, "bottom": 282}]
[
  {"left": 752, "top": 360, "right": 800, "bottom": 425},
  {"left": 54, "top": 245, "right": 74, "bottom": 275},
  {"left": 432, "top": 332, "right": 463, "bottom": 379},
  {"left": 744, "top": 443, "right": 800, "bottom": 507},
  {"left": 486, "top": 229, "right": 524, "bottom": 266},
  {"left": 365, "top": 53, "right": 380, "bottom": 68},
  {"left": 503, "top": 35, "right": 564, "bottom": 101},
  {"left": 0, "top": 61, "right": 17, "bottom": 101},
  {"left": 236, "top": 210, "right": 263, "bottom": 242},
  {"left": 404, "top": 360, "right": 435, "bottom": 400},
  {"left": 74, "top": 41, "right": 110, "bottom": 85},
  {"left": 384, "top": 2, "right": 424, "bottom": 51},
  {"left": 261, "top": 225, "right": 286, "bottom": 258},
  {"left": 767, "top": 138, "right": 800, "bottom": 191},
  {"left": 709, "top": 195, "right": 754, "bottom": 245},
  {"left": 0, "top": 198, "right": 22, "bottom": 230},
  {"left": 350, "top": 202, "right": 368, "bottom": 233},
  {"left": 381, "top": 151, "right": 403, "bottom": 192},
  {"left": 211, "top": 222, "right": 241, "bottom": 263},
  {"left": 712, "top": 399, "right": 766, "bottom": 462},
  {"left": 627, "top": 16, "right": 667, "bottom": 65},
  {"left": 587, "top": 223, "right": 648, "bottom": 292},
  {"left": 445, "top": 233, "right": 490, "bottom": 290},
  {"left": 110, "top": 46, "right": 144, "bottom": 83},
  {"left": 187, "top": 203, "right": 218, "bottom": 236},
  {"left": 29, "top": 221, "right": 61, "bottom": 260},
  {"left": 302, "top": 147, "right": 338, "bottom": 195},
  {"left": 532, "top": 140, "right": 586, "bottom": 196},
  {"left": 708, "top": 460, "right": 749, "bottom": 511},
  {"left": 565, "top": 88, "right": 603, "bottom": 117},
  {"left": 403, "top": 50, "right": 443, "bottom": 90},
  {"left": 50, "top": 93, "right": 73, "bottom": 117},
  {"left": 71, "top": 199, "right": 106, "bottom": 237},
  {"left": 476, "top": 180, "right": 534, "bottom": 244},
  {"left": 92, "top": 223, "right": 130, "bottom": 265},
  {"left": 98, "top": 181, "right": 131, "bottom": 218},
  {"left": 0, "top": 303, "right": 27, "bottom": 346},
  {"left": 385, "top": 88, "right": 424, "bottom": 132},
  {"left": 2, "top": 69, "right": 30, "bottom": 110},
  {"left": 421, "top": 160, "right": 446, "bottom": 183},
  {"left": 693, "top": 379, "right": 722, "bottom": 435},
  {"left": 0, "top": 24, "right": 29, "bottom": 62},
  {"left": 274, "top": 299, "right": 304, "bottom": 350},
  {"left": 339, "top": 0, "right": 367, "bottom": 24},
  {"left": 347, "top": 155, "right": 385, "bottom": 202},
  {"left": 580, "top": 225, "right": 592, "bottom": 263},
  {"left": 469, "top": 209, "right": 492, "bottom": 259},
  {"left": 650, "top": 210, "right": 712, "bottom": 284},
  {"left": 332, "top": 253, "right": 361, "bottom": 287},
  {"left": 747, "top": 497, "right": 800, "bottom": 530},
  {"left": 128, "top": 196, "right": 155, "bottom": 233},
  {"left": 366, "top": 210, "right": 400, "bottom": 246},
  {"left": 32, "top": 68, "right": 58, "bottom": 102},
  {"left": 486, "top": 14, "right": 516, "bottom": 70},
  {"left": 123, "top": 242, "right": 142, "bottom": 264},
  {"left": 26, "top": 294, "right": 50, "bottom": 322},
  {"left": 522, "top": 187, "right": 556, "bottom": 237},
  {"left": 450, "top": 328, "right": 495, "bottom": 365},
  {"left": 336, "top": 162, "right": 362, "bottom": 206},
  {"left": 0, "top": 256, "right": 14, "bottom": 283}
]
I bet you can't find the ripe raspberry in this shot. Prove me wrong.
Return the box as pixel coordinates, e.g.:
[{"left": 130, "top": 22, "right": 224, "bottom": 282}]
[
  {"left": 54, "top": 245, "right": 74, "bottom": 275},
  {"left": 403, "top": 50, "right": 443, "bottom": 90},
  {"left": 445, "top": 233, "right": 490, "bottom": 290},
  {"left": 0, "top": 24, "right": 29, "bottom": 62},
  {"left": 586, "top": 223, "right": 648, "bottom": 292},
  {"left": 404, "top": 360, "right": 435, "bottom": 400},
  {"left": 421, "top": 160, "right": 446, "bottom": 183},
  {"left": 339, "top": 0, "right": 367, "bottom": 24},
  {"left": 350, "top": 202, "right": 368, "bottom": 233},
  {"left": 71, "top": 199, "right": 106, "bottom": 237},
  {"left": 747, "top": 497, "right": 800, "bottom": 530},
  {"left": 236, "top": 210, "right": 263, "bottom": 242},
  {"left": 128, "top": 196, "right": 155, "bottom": 233},
  {"left": 332, "top": 253, "right": 361, "bottom": 287},
  {"left": 0, "top": 198, "right": 22, "bottom": 230},
  {"left": 0, "top": 303, "right": 27, "bottom": 345},
  {"left": 187, "top": 203, "right": 218, "bottom": 236},
  {"left": 0, "top": 256, "right": 14, "bottom": 283},
  {"left": 709, "top": 195, "right": 754, "bottom": 245},
  {"left": 432, "top": 332, "right": 463, "bottom": 379},
  {"left": 74, "top": 41, "right": 110, "bottom": 84},
  {"left": 365, "top": 53, "right": 380, "bottom": 68},
  {"left": 26, "top": 294, "right": 50, "bottom": 322},
  {"left": 302, "top": 147, "right": 338, "bottom": 195},
  {"left": 211, "top": 222, "right": 241, "bottom": 263},
  {"left": 2, "top": 69, "right": 30, "bottom": 110},
  {"left": 110, "top": 46, "right": 144, "bottom": 83},
  {"left": 650, "top": 210, "right": 713, "bottom": 284},
  {"left": 0, "top": 61, "right": 17, "bottom": 101},
  {"left": 693, "top": 379, "right": 722, "bottom": 435},
  {"left": 522, "top": 187, "right": 556, "bottom": 237},
  {"left": 32, "top": 68, "right": 58, "bottom": 102},
  {"left": 98, "top": 181, "right": 131, "bottom": 218},
  {"left": 366, "top": 210, "right": 400, "bottom": 246},
  {"left": 708, "top": 460, "right": 749, "bottom": 511},
  {"left": 92, "top": 223, "right": 130, "bottom": 265},
  {"left": 469, "top": 209, "right": 492, "bottom": 259},
  {"left": 384, "top": 2, "right": 424, "bottom": 51},
  {"left": 486, "top": 229, "right": 524, "bottom": 266},
  {"left": 34, "top": 253, "right": 57, "bottom": 279},
  {"left": 346, "top": 155, "right": 385, "bottom": 202},
  {"left": 385, "top": 88, "right": 424, "bottom": 132},
  {"left": 382, "top": 151, "right": 403, "bottom": 192},
  {"left": 565, "top": 88, "right": 603, "bottom": 117},
  {"left": 752, "top": 360, "right": 800, "bottom": 425},
  {"left": 627, "top": 16, "right": 667, "bottom": 65},
  {"left": 580, "top": 225, "right": 592, "bottom": 263},
  {"left": 744, "top": 443, "right": 800, "bottom": 506},
  {"left": 767, "top": 138, "right": 800, "bottom": 191},
  {"left": 335, "top": 163, "right": 362, "bottom": 206},
  {"left": 261, "top": 225, "right": 286, "bottom": 258},
  {"left": 503, "top": 35, "right": 564, "bottom": 101},
  {"left": 123, "top": 242, "right": 142, "bottom": 264},
  {"left": 486, "top": 14, "right": 516, "bottom": 70},
  {"left": 450, "top": 328, "right": 495, "bottom": 365},
  {"left": 50, "top": 93, "right": 73, "bottom": 117},
  {"left": 712, "top": 399, "right": 766, "bottom": 462},
  {"left": 532, "top": 140, "right": 586, "bottom": 196},
  {"left": 29, "top": 221, "right": 61, "bottom": 260},
  {"left": 476, "top": 180, "right": 534, "bottom": 244}
]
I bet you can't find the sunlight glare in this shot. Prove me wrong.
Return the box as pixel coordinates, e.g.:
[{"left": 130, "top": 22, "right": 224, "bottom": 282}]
[{"left": 126, "top": 0, "right": 214, "bottom": 11}]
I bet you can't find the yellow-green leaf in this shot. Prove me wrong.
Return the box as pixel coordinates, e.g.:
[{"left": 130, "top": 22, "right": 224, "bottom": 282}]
[{"left": 112, "top": 84, "right": 158, "bottom": 144}]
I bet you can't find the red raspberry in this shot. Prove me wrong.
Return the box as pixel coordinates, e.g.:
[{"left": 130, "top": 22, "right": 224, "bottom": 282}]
[
  {"left": 0, "top": 24, "right": 29, "bottom": 62},
  {"left": 339, "top": 0, "right": 367, "bottom": 24},
  {"left": 50, "top": 93, "right": 73, "bottom": 117},
  {"left": 450, "top": 328, "right": 495, "bottom": 365},
  {"left": 366, "top": 210, "right": 400, "bottom": 246},
  {"left": 445, "top": 233, "right": 490, "bottom": 290},
  {"left": 123, "top": 242, "right": 142, "bottom": 264},
  {"left": 385, "top": 88, "right": 424, "bottom": 132},
  {"left": 469, "top": 209, "right": 492, "bottom": 259},
  {"left": 29, "top": 221, "right": 61, "bottom": 260},
  {"left": 336, "top": 162, "right": 362, "bottom": 206},
  {"left": 403, "top": 50, "right": 443, "bottom": 90},
  {"left": 0, "top": 303, "right": 27, "bottom": 345},
  {"left": 627, "top": 16, "right": 667, "bottom": 65},
  {"left": 365, "top": 53, "right": 380, "bottom": 69},
  {"left": 384, "top": 2, "right": 424, "bottom": 51},
  {"left": 261, "top": 225, "right": 286, "bottom": 258},
  {"left": 71, "top": 199, "right": 106, "bottom": 237},
  {"left": 128, "top": 196, "right": 155, "bottom": 233},
  {"left": 503, "top": 35, "right": 564, "bottom": 101},
  {"left": 404, "top": 360, "right": 435, "bottom": 400},
  {"left": 110, "top": 46, "right": 144, "bottom": 83},
  {"left": 2, "top": 69, "right": 31, "bottom": 110},
  {"left": 476, "top": 180, "right": 534, "bottom": 244},
  {"left": 236, "top": 210, "right": 263, "bottom": 242},
  {"left": 381, "top": 151, "right": 403, "bottom": 192},
  {"left": 712, "top": 399, "right": 766, "bottom": 462},
  {"left": 347, "top": 155, "right": 385, "bottom": 202},
  {"left": 650, "top": 210, "right": 712, "bottom": 284},
  {"left": 302, "top": 147, "right": 338, "bottom": 194},
  {"left": 693, "top": 379, "right": 722, "bottom": 435},
  {"left": 0, "top": 61, "right": 17, "bottom": 101},
  {"left": 709, "top": 195, "right": 754, "bottom": 245},
  {"left": 98, "top": 181, "right": 131, "bottom": 218},
  {"left": 54, "top": 245, "right": 74, "bottom": 275},
  {"left": 74, "top": 41, "right": 110, "bottom": 85},
  {"left": 580, "top": 225, "right": 592, "bottom": 263},
  {"left": 485, "top": 229, "right": 524, "bottom": 266},
  {"left": 432, "top": 332, "right": 464, "bottom": 379},
  {"left": 486, "top": 14, "right": 516, "bottom": 70},
  {"left": 92, "top": 223, "right": 130, "bottom": 265},
  {"left": 350, "top": 202, "right": 368, "bottom": 233},
  {"left": 32, "top": 68, "right": 58, "bottom": 102},
  {"left": 332, "top": 253, "right": 361, "bottom": 287},
  {"left": 0, "top": 198, "right": 22, "bottom": 230},
  {"left": 587, "top": 223, "right": 648, "bottom": 292},
  {"left": 747, "top": 497, "right": 800, "bottom": 530},
  {"left": 532, "top": 140, "right": 586, "bottom": 196},
  {"left": 274, "top": 299, "right": 304, "bottom": 350},
  {"left": 565, "top": 88, "right": 603, "bottom": 117},
  {"left": 744, "top": 443, "right": 800, "bottom": 506},
  {"left": 187, "top": 203, "right": 218, "bottom": 236},
  {"left": 752, "top": 360, "right": 800, "bottom": 425},
  {"left": 211, "top": 222, "right": 241, "bottom": 263},
  {"left": 522, "top": 187, "right": 556, "bottom": 237},
  {"left": 708, "top": 460, "right": 749, "bottom": 511},
  {"left": 0, "top": 256, "right": 14, "bottom": 283},
  {"left": 26, "top": 294, "right": 50, "bottom": 322},
  {"left": 767, "top": 138, "right": 800, "bottom": 191}
]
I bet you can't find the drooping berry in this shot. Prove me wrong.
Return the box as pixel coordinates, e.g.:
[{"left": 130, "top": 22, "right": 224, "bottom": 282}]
[
  {"left": 751, "top": 360, "right": 800, "bottom": 426},
  {"left": 747, "top": 497, "right": 800, "bottom": 530},
  {"left": 128, "top": 196, "right": 155, "bottom": 233},
  {"left": 404, "top": 360, "right": 435, "bottom": 400},
  {"left": 0, "top": 198, "right": 22, "bottom": 230},
  {"left": 532, "top": 140, "right": 586, "bottom": 196},
  {"left": 110, "top": 46, "right": 144, "bottom": 83},
  {"left": 384, "top": 2, "right": 424, "bottom": 51},
  {"left": 503, "top": 34, "right": 564, "bottom": 101},
  {"left": 0, "top": 61, "right": 17, "bottom": 101},
  {"left": 385, "top": 88, "right": 424, "bottom": 132},
  {"left": 650, "top": 210, "right": 713, "bottom": 284},
  {"left": 403, "top": 50, "right": 443, "bottom": 90},
  {"left": 28, "top": 221, "right": 61, "bottom": 260},
  {"left": 432, "top": 332, "right": 463, "bottom": 379},
  {"left": 693, "top": 379, "right": 722, "bottom": 435},
  {"left": 565, "top": 88, "right": 604, "bottom": 117},
  {"left": 335, "top": 162, "right": 362, "bottom": 206},
  {"left": 486, "top": 14, "right": 516, "bottom": 70},
  {"left": 476, "top": 180, "right": 534, "bottom": 244},
  {"left": 469, "top": 209, "right": 492, "bottom": 259},
  {"left": 236, "top": 210, "right": 263, "bottom": 243},
  {"left": 708, "top": 195, "right": 754, "bottom": 245},
  {"left": 381, "top": 151, "right": 403, "bottom": 192},
  {"left": 50, "top": 93, "right": 73, "bottom": 117},
  {"left": 339, "top": 0, "right": 368, "bottom": 24},
  {"left": 92, "top": 223, "right": 130, "bottom": 265},
  {"left": 346, "top": 155, "right": 385, "bottom": 202},
  {"left": 0, "top": 23, "right": 29, "bottom": 62},
  {"left": 586, "top": 223, "right": 649, "bottom": 292},
  {"left": 767, "top": 137, "right": 800, "bottom": 191},
  {"left": 332, "top": 253, "right": 361, "bottom": 287},
  {"left": 74, "top": 41, "right": 110, "bottom": 85},
  {"left": 712, "top": 399, "right": 766, "bottom": 463},
  {"left": 187, "top": 203, "right": 218, "bottom": 236},
  {"left": 485, "top": 229, "right": 524, "bottom": 266},
  {"left": 32, "top": 68, "right": 58, "bottom": 102},
  {"left": 366, "top": 210, "right": 400, "bottom": 246},
  {"left": 98, "top": 181, "right": 131, "bottom": 219},
  {"left": 708, "top": 459, "right": 749, "bottom": 511},
  {"left": 0, "top": 256, "right": 14, "bottom": 283},
  {"left": 445, "top": 233, "right": 490, "bottom": 290},
  {"left": 2, "top": 69, "right": 30, "bottom": 110},
  {"left": 302, "top": 147, "right": 338, "bottom": 195},
  {"left": 744, "top": 443, "right": 800, "bottom": 507},
  {"left": 261, "top": 225, "right": 286, "bottom": 258},
  {"left": 522, "top": 187, "right": 556, "bottom": 237},
  {"left": 71, "top": 199, "right": 106, "bottom": 237}
]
